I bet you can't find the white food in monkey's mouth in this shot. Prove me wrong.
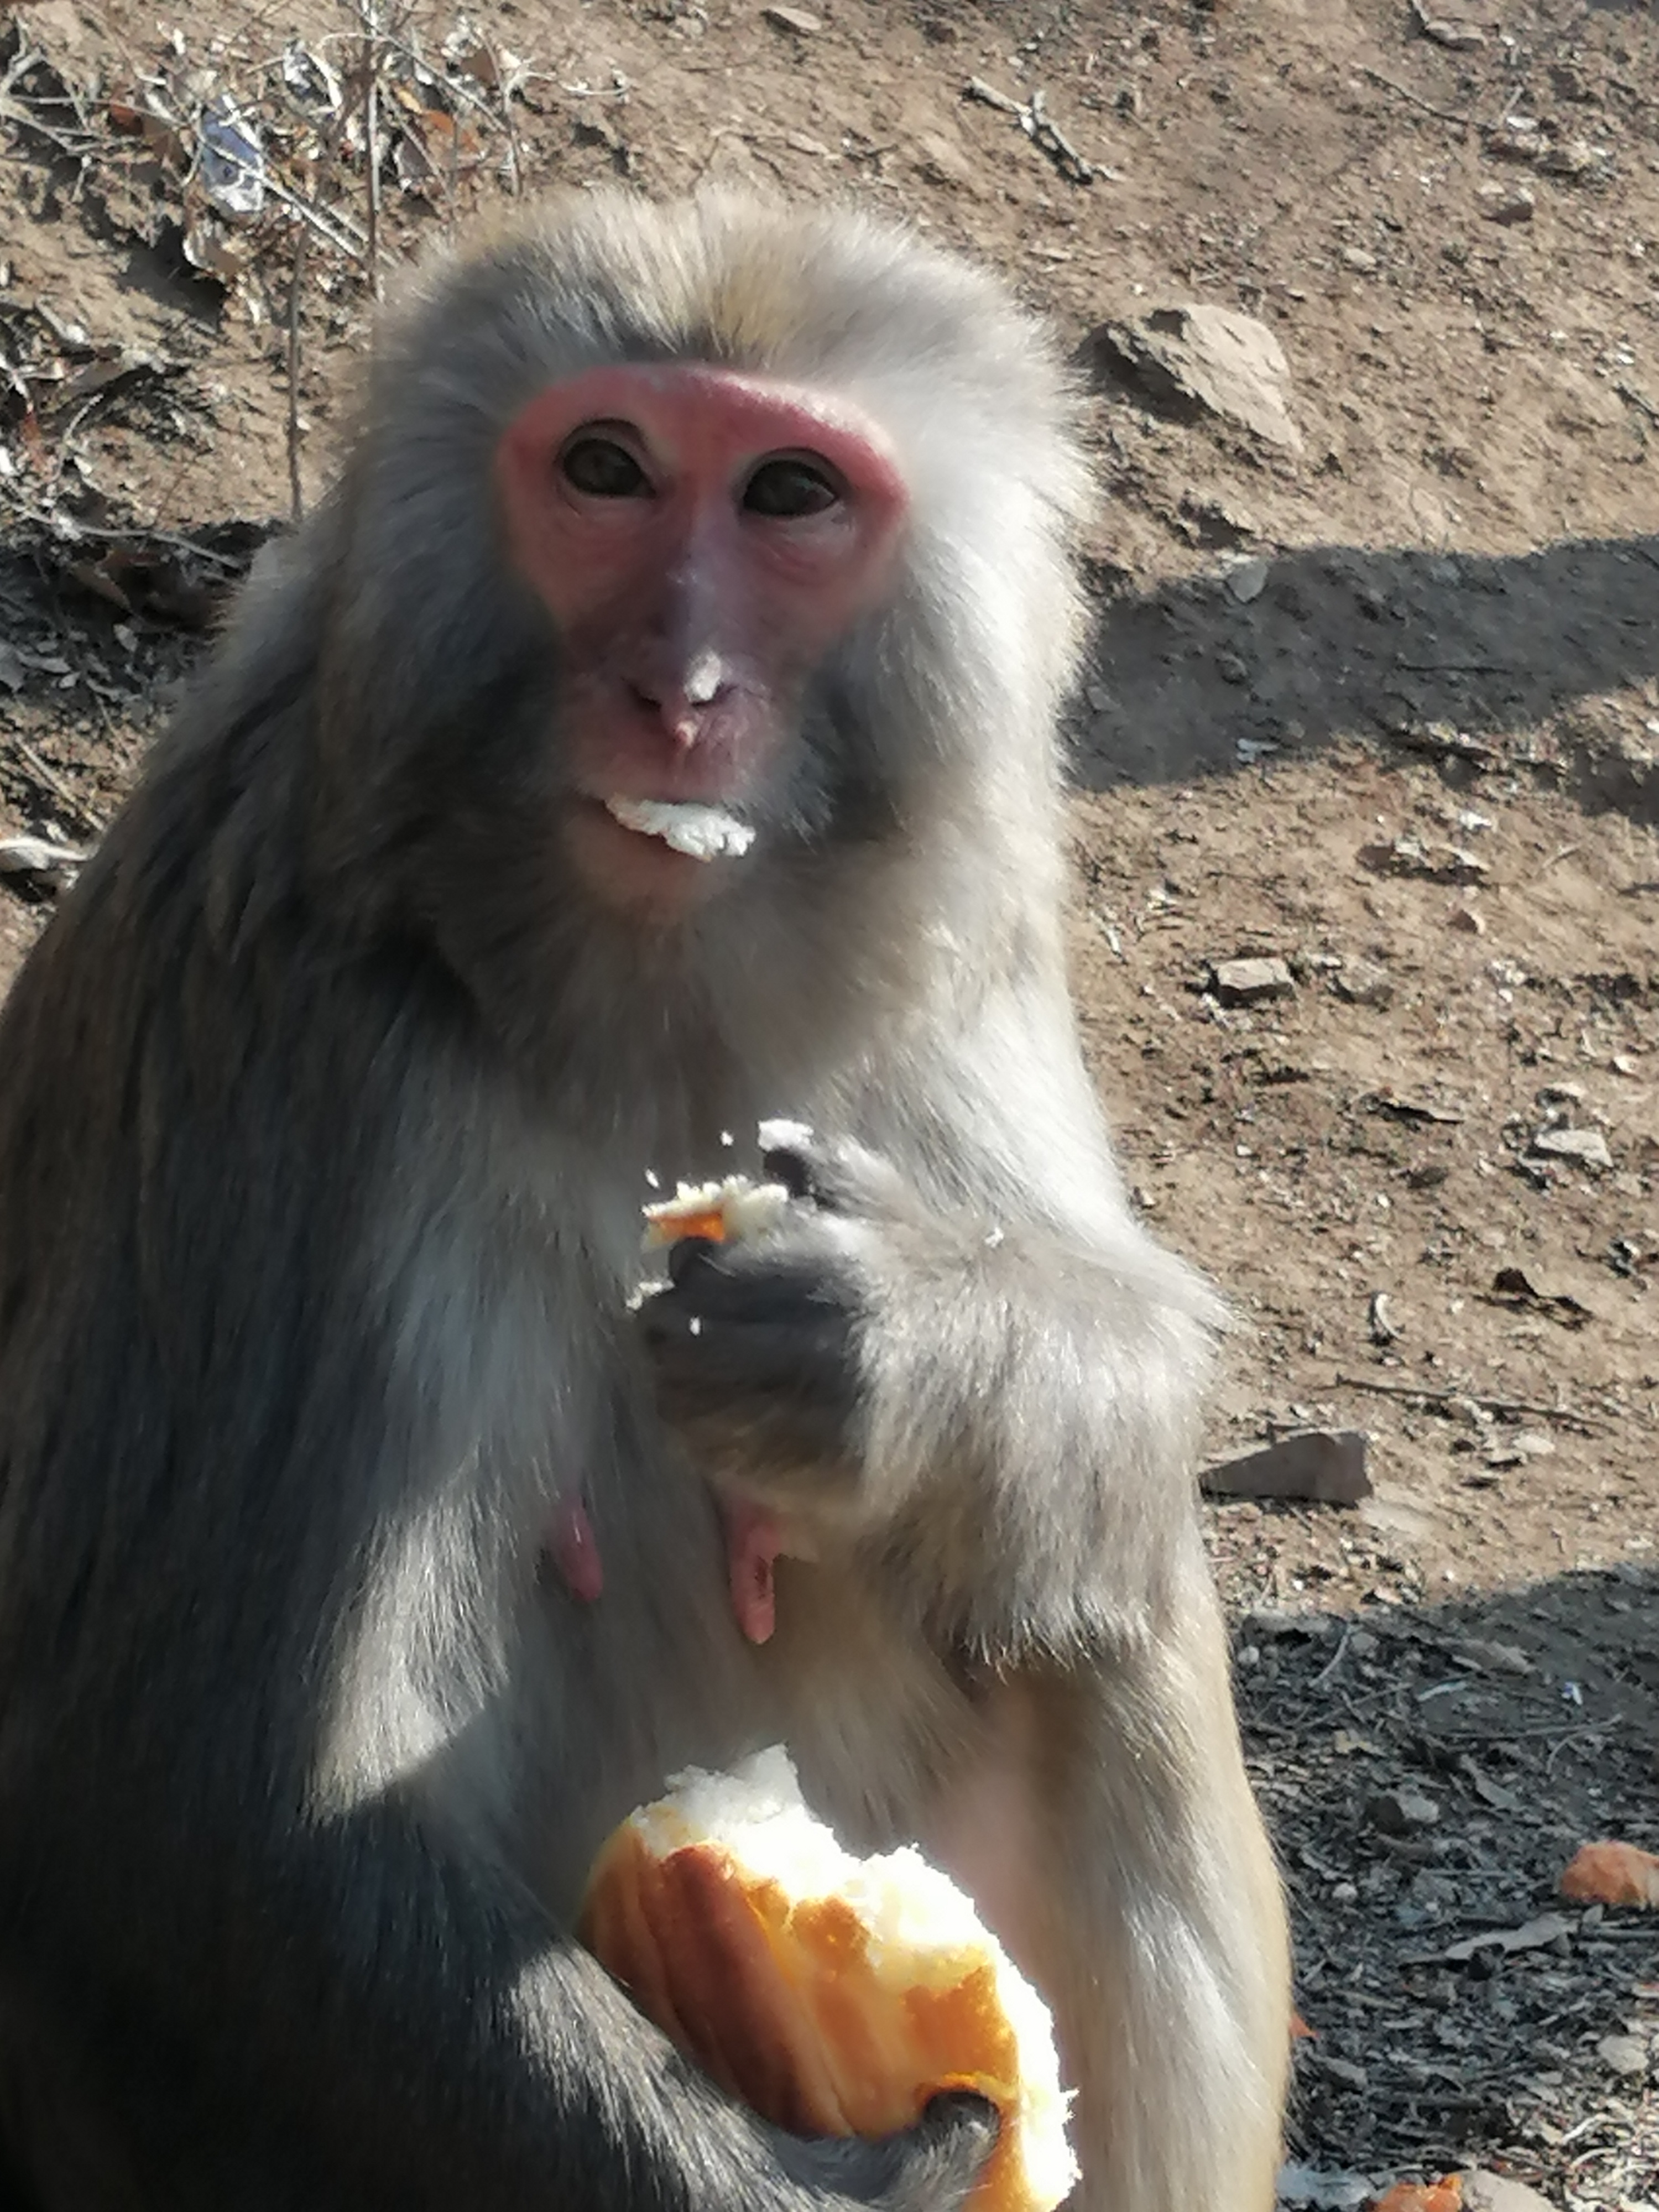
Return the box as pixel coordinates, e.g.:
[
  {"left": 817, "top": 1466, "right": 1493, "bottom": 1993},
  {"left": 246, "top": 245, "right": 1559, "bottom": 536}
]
[{"left": 604, "top": 797, "right": 757, "bottom": 860}]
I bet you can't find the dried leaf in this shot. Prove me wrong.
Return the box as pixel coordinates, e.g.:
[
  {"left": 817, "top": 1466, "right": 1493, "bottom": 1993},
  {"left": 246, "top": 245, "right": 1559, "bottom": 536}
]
[
  {"left": 1372, "top": 2183, "right": 1462, "bottom": 2212},
  {"left": 1412, "top": 1913, "right": 1571, "bottom": 1965},
  {"left": 394, "top": 109, "right": 481, "bottom": 197},
  {"left": 1559, "top": 1840, "right": 1659, "bottom": 1909}
]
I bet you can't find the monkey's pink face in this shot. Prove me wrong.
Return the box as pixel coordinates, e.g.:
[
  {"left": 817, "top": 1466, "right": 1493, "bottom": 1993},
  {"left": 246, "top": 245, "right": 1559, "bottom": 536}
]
[{"left": 494, "top": 363, "right": 908, "bottom": 916}]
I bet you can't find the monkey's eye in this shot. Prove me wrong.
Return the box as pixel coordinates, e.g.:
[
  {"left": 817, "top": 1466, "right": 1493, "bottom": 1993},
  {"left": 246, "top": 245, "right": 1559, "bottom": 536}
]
[
  {"left": 560, "top": 435, "right": 651, "bottom": 499},
  {"left": 742, "top": 456, "right": 842, "bottom": 520}
]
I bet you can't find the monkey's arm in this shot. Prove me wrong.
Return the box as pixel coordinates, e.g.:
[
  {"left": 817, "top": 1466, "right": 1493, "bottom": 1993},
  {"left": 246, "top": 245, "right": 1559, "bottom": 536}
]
[
  {"left": 0, "top": 872, "right": 994, "bottom": 2212},
  {"left": 639, "top": 989, "right": 1219, "bottom": 1652}
]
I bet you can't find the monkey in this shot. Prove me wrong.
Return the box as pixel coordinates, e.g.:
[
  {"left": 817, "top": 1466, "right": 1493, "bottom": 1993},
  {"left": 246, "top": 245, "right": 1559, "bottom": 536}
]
[{"left": 0, "top": 192, "right": 1290, "bottom": 2209}]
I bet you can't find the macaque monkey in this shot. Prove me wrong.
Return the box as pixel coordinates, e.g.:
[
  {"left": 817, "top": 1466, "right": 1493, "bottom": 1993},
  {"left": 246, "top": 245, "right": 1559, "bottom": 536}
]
[{"left": 0, "top": 193, "right": 1289, "bottom": 2209}]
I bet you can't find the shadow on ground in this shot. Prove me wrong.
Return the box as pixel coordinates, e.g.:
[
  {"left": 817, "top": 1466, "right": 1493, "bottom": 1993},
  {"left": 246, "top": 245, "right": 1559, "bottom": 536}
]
[
  {"left": 1076, "top": 533, "right": 1659, "bottom": 824},
  {"left": 6, "top": 519, "right": 1659, "bottom": 834},
  {"left": 1240, "top": 1561, "right": 1659, "bottom": 2194}
]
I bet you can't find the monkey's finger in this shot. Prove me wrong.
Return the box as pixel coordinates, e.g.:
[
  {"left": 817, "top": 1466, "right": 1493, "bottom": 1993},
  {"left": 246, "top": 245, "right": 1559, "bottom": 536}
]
[
  {"left": 665, "top": 1234, "right": 718, "bottom": 1287},
  {"left": 811, "top": 2090, "right": 999, "bottom": 2212},
  {"left": 640, "top": 1302, "right": 852, "bottom": 1407},
  {"left": 901, "top": 2092, "right": 1001, "bottom": 2209},
  {"left": 646, "top": 1243, "right": 853, "bottom": 1329},
  {"left": 760, "top": 1133, "right": 908, "bottom": 1219}
]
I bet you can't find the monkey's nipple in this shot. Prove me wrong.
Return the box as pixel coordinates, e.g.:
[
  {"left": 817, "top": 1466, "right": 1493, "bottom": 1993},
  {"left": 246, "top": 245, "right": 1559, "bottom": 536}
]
[
  {"left": 550, "top": 1499, "right": 604, "bottom": 1604},
  {"left": 724, "top": 1500, "right": 782, "bottom": 1644}
]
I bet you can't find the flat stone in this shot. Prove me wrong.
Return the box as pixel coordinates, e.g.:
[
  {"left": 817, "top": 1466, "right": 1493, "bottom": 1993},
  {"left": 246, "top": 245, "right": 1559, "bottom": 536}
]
[
  {"left": 1485, "top": 187, "right": 1536, "bottom": 224},
  {"left": 1530, "top": 1128, "right": 1613, "bottom": 1171},
  {"left": 1275, "top": 2162, "right": 1374, "bottom": 2210},
  {"left": 1597, "top": 2032, "right": 1648, "bottom": 2079},
  {"left": 1367, "top": 1787, "right": 1441, "bottom": 1835},
  {"left": 1333, "top": 958, "right": 1393, "bottom": 1008},
  {"left": 1202, "top": 1430, "right": 1371, "bottom": 1506},
  {"left": 1459, "top": 2175, "right": 1558, "bottom": 2212},
  {"left": 763, "top": 4, "right": 822, "bottom": 30},
  {"left": 1224, "top": 555, "right": 1270, "bottom": 603},
  {"left": 1091, "top": 303, "right": 1302, "bottom": 450},
  {"left": 1212, "top": 955, "right": 1295, "bottom": 1004}
]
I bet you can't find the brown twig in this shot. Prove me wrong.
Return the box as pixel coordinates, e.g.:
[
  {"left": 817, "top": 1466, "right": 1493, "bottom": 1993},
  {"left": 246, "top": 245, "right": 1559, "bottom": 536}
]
[
  {"left": 483, "top": 33, "right": 523, "bottom": 197},
  {"left": 359, "top": 3, "right": 382, "bottom": 301},
  {"left": 286, "top": 223, "right": 309, "bottom": 524},
  {"left": 6, "top": 509, "right": 250, "bottom": 570},
  {"left": 4, "top": 734, "right": 104, "bottom": 836},
  {"left": 445, "top": 95, "right": 462, "bottom": 236},
  {"left": 1357, "top": 66, "right": 1475, "bottom": 128},
  {"left": 1332, "top": 1371, "right": 1604, "bottom": 1432}
]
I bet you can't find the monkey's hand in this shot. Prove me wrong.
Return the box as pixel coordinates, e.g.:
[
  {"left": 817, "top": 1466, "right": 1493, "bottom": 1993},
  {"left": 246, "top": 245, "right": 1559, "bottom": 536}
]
[
  {"left": 635, "top": 1134, "right": 900, "bottom": 1531},
  {"left": 640, "top": 1128, "right": 1209, "bottom": 1652}
]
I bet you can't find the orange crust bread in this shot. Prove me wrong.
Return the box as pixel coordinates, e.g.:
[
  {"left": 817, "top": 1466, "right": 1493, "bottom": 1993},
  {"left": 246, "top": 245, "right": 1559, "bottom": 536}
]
[
  {"left": 641, "top": 1174, "right": 791, "bottom": 1250},
  {"left": 578, "top": 1751, "right": 1077, "bottom": 2212}
]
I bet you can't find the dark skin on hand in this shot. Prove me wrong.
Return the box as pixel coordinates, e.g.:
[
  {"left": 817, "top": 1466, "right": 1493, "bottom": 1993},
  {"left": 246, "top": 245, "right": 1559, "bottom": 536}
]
[{"left": 0, "top": 193, "right": 1289, "bottom": 2211}]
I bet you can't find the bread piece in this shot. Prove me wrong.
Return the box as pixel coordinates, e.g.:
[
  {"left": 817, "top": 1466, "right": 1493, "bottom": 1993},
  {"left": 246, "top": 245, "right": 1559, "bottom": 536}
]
[
  {"left": 604, "top": 797, "right": 757, "bottom": 859},
  {"left": 579, "top": 1748, "right": 1077, "bottom": 2212},
  {"left": 641, "top": 1175, "right": 790, "bottom": 1249}
]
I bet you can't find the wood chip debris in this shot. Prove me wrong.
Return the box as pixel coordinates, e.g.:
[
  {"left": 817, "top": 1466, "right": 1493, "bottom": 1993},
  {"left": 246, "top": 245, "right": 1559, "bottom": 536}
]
[
  {"left": 1358, "top": 836, "right": 1491, "bottom": 885},
  {"left": 0, "top": 834, "right": 86, "bottom": 882},
  {"left": 1404, "top": 1911, "right": 1573, "bottom": 1967},
  {"left": 964, "top": 77, "right": 1098, "bottom": 185}
]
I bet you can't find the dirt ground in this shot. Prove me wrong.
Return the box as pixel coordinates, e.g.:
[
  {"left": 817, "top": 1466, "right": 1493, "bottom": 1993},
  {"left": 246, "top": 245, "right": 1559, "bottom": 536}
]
[{"left": 1, "top": 0, "right": 1656, "bottom": 2201}]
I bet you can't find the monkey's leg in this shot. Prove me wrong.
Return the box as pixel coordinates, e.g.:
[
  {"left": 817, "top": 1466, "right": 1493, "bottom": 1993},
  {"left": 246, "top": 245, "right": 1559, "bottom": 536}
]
[
  {"left": 935, "top": 1568, "right": 1288, "bottom": 2212},
  {"left": 1040, "top": 1575, "right": 1289, "bottom": 2212}
]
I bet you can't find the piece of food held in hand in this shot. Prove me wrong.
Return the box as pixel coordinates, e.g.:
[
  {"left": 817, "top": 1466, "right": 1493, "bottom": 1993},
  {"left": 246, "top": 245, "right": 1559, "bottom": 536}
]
[
  {"left": 641, "top": 1170, "right": 792, "bottom": 1250},
  {"left": 580, "top": 1749, "right": 1078, "bottom": 2212}
]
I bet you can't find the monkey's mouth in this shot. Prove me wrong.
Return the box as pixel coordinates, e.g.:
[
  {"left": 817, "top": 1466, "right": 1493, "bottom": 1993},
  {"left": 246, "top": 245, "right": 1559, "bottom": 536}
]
[{"left": 602, "top": 797, "right": 757, "bottom": 862}]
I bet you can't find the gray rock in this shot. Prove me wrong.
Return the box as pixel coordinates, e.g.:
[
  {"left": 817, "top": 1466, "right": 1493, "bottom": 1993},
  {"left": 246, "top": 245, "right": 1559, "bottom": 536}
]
[
  {"left": 1530, "top": 1128, "right": 1613, "bottom": 1171},
  {"left": 1597, "top": 2032, "right": 1648, "bottom": 2079},
  {"left": 1211, "top": 956, "right": 1295, "bottom": 1005},
  {"left": 1333, "top": 958, "right": 1393, "bottom": 1008},
  {"left": 1202, "top": 1430, "right": 1371, "bottom": 1506},
  {"left": 1275, "top": 2163, "right": 1374, "bottom": 2210},
  {"left": 1460, "top": 2171, "right": 1560, "bottom": 2212},
  {"left": 1093, "top": 304, "right": 1302, "bottom": 450},
  {"left": 1366, "top": 1787, "right": 1441, "bottom": 1835},
  {"left": 1486, "top": 186, "right": 1536, "bottom": 224},
  {"left": 1224, "top": 556, "right": 1270, "bottom": 603}
]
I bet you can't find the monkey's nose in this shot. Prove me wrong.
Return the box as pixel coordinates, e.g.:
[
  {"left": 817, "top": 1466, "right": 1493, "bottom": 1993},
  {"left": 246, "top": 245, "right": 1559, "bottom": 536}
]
[{"left": 628, "top": 668, "right": 731, "bottom": 749}]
